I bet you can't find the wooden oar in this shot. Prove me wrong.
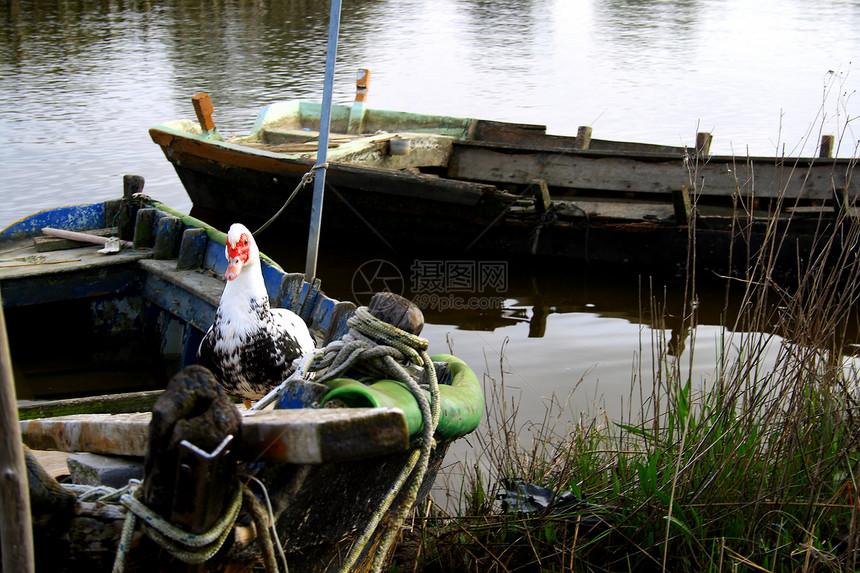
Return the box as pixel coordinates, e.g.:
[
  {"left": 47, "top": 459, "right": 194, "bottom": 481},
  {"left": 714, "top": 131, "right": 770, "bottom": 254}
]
[{"left": 41, "top": 227, "right": 133, "bottom": 248}]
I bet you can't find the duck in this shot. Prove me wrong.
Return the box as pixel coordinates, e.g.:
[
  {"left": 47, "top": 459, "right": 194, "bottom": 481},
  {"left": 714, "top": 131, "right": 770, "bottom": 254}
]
[{"left": 197, "top": 223, "right": 315, "bottom": 403}]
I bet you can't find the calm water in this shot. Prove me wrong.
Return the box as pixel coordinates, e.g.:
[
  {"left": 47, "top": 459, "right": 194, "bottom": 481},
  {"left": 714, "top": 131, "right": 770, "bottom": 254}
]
[{"left": 2, "top": 0, "right": 860, "bottom": 427}]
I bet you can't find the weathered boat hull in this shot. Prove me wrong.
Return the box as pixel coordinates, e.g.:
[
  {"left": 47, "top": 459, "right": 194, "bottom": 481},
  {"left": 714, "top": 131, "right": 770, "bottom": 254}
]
[
  {"left": 148, "top": 122, "right": 512, "bottom": 235},
  {"left": 259, "top": 440, "right": 451, "bottom": 572},
  {"left": 150, "top": 98, "right": 860, "bottom": 276}
]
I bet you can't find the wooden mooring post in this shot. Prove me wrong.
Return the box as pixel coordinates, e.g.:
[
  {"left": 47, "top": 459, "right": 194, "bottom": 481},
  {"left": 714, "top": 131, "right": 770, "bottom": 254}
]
[
  {"left": 820, "top": 134, "right": 835, "bottom": 158},
  {"left": 0, "top": 289, "right": 35, "bottom": 573},
  {"left": 140, "top": 365, "right": 243, "bottom": 572}
]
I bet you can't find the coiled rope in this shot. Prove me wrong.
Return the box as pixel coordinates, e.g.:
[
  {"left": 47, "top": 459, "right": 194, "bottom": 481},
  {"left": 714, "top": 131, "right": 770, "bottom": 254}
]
[{"left": 251, "top": 306, "right": 441, "bottom": 572}]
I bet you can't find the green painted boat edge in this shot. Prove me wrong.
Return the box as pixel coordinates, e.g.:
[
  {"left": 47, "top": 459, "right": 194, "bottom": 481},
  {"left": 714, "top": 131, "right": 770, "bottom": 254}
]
[
  {"left": 18, "top": 390, "right": 164, "bottom": 421},
  {"left": 141, "top": 197, "right": 282, "bottom": 270},
  {"left": 152, "top": 100, "right": 475, "bottom": 143}
]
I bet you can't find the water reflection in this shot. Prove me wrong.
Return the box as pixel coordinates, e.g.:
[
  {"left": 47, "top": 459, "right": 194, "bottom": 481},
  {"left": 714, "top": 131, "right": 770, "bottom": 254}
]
[
  {"left": 253, "top": 223, "right": 738, "bottom": 346},
  {"left": 3, "top": 0, "right": 860, "bottom": 425},
  {"left": 460, "top": 0, "right": 550, "bottom": 74},
  {"left": 595, "top": 0, "right": 701, "bottom": 53}
]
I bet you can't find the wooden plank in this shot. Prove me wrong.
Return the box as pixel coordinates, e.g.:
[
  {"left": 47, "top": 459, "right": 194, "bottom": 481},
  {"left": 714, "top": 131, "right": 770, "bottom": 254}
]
[
  {"left": 152, "top": 215, "right": 183, "bottom": 259},
  {"left": 465, "top": 125, "right": 691, "bottom": 155},
  {"left": 354, "top": 68, "right": 370, "bottom": 103},
  {"left": 18, "top": 390, "right": 163, "bottom": 420},
  {"left": 176, "top": 227, "right": 208, "bottom": 270},
  {"left": 239, "top": 141, "right": 341, "bottom": 153},
  {"left": 20, "top": 407, "right": 410, "bottom": 464},
  {"left": 348, "top": 68, "right": 370, "bottom": 134},
  {"left": 327, "top": 133, "right": 455, "bottom": 170},
  {"left": 551, "top": 199, "right": 676, "bottom": 221},
  {"left": 449, "top": 144, "right": 858, "bottom": 200},
  {"left": 820, "top": 134, "right": 834, "bottom": 158},
  {"left": 0, "top": 249, "right": 149, "bottom": 307},
  {"left": 259, "top": 128, "right": 362, "bottom": 145},
  {"left": 467, "top": 118, "right": 550, "bottom": 145},
  {"left": 696, "top": 132, "right": 713, "bottom": 156},
  {"left": 119, "top": 177, "right": 144, "bottom": 242},
  {"left": 672, "top": 187, "right": 692, "bottom": 225},
  {"left": 133, "top": 207, "right": 157, "bottom": 248},
  {"left": 533, "top": 179, "right": 552, "bottom": 212},
  {"left": 586, "top": 138, "right": 692, "bottom": 154},
  {"left": 139, "top": 259, "right": 220, "bottom": 330},
  {"left": 328, "top": 163, "right": 507, "bottom": 205}
]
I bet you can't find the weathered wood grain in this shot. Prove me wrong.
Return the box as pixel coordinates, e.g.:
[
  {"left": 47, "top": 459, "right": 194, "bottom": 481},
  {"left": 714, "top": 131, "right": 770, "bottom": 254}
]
[{"left": 21, "top": 407, "right": 409, "bottom": 464}]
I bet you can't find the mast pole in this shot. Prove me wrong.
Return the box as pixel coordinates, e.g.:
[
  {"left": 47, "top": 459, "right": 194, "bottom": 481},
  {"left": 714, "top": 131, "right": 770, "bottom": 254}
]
[{"left": 304, "top": 0, "right": 343, "bottom": 280}]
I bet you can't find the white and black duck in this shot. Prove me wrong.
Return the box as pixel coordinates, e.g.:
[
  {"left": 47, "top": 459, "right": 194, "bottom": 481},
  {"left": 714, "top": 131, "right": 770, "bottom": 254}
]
[{"left": 197, "top": 223, "right": 315, "bottom": 402}]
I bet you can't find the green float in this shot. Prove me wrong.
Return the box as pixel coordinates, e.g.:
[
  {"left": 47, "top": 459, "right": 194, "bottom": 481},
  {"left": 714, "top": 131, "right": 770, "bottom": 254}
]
[{"left": 321, "top": 353, "right": 483, "bottom": 439}]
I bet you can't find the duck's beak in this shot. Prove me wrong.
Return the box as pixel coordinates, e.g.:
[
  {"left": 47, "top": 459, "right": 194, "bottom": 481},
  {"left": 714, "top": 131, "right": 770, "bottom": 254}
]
[{"left": 226, "top": 257, "right": 244, "bottom": 281}]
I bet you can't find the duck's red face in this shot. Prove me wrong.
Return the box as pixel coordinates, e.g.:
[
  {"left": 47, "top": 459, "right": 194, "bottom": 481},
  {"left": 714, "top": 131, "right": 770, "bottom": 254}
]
[{"left": 225, "top": 233, "right": 251, "bottom": 281}]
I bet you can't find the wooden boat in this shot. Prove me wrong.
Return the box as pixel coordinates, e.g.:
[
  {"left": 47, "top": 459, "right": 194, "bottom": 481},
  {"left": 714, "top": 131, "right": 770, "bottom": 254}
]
[
  {"left": 1, "top": 178, "right": 483, "bottom": 572},
  {"left": 149, "top": 72, "right": 860, "bottom": 276}
]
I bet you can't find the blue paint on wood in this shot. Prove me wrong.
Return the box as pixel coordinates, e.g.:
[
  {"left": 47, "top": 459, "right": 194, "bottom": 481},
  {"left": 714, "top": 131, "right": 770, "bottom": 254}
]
[
  {"left": 204, "top": 240, "right": 228, "bottom": 277},
  {"left": 142, "top": 273, "right": 217, "bottom": 331},
  {"left": 159, "top": 312, "right": 186, "bottom": 360},
  {"left": 274, "top": 273, "right": 305, "bottom": 313},
  {"left": 275, "top": 380, "right": 329, "bottom": 409},
  {"left": 300, "top": 280, "right": 322, "bottom": 323},
  {"left": 153, "top": 215, "right": 183, "bottom": 259},
  {"left": 0, "top": 266, "right": 144, "bottom": 308},
  {"left": 326, "top": 301, "right": 355, "bottom": 342},
  {"left": 181, "top": 324, "right": 206, "bottom": 368},
  {"left": 310, "top": 298, "right": 338, "bottom": 333},
  {"left": 261, "top": 262, "right": 286, "bottom": 300},
  {"left": 0, "top": 203, "right": 106, "bottom": 241},
  {"left": 90, "top": 296, "right": 145, "bottom": 334},
  {"left": 177, "top": 228, "right": 208, "bottom": 269}
]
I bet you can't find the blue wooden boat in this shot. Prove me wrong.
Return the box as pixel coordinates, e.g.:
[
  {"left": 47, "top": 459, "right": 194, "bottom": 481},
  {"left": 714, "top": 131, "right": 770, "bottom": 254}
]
[
  {"left": 1, "top": 185, "right": 352, "bottom": 407},
  {"left": 2, "top": 179, "right": 484, "bottom": 572}
]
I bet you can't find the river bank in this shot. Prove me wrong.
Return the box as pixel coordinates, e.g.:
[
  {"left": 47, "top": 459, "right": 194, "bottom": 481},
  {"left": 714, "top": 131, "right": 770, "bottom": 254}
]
[{"left": 385, "top": 196, "right": 860, "bottom": 572}]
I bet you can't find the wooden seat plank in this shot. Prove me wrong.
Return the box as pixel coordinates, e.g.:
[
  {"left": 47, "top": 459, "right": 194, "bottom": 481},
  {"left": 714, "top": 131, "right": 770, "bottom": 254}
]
[{"left": 21, "top": 407, "right": 410, "bottom": 464}]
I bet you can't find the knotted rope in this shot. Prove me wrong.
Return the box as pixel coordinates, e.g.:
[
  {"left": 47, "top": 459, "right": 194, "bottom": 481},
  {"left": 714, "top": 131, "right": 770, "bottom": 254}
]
[
  {"left": 64, "top": 477, "right": 282, "bottom": 573},
  {"left": 111, "top": 480, "right": 243, "bottom": 571}
]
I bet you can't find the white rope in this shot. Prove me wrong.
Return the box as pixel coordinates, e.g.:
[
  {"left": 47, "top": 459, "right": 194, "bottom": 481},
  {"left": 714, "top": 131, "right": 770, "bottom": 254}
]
[{"left": 246, "top": 475, "right": 289, "bottom": 573}]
